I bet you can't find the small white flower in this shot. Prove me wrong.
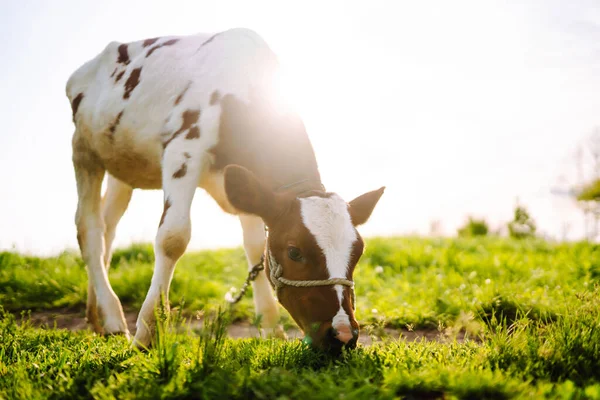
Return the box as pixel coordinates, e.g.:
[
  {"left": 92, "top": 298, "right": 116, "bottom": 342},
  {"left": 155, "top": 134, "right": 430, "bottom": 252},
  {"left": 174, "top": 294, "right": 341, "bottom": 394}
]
[
  {"left": 374, "top": 266, "right": 384, "bottom": 274},
  {"left": 224, "top": 291, "right": 235, "bottom": 303},
  {"left": 469, "top": 271, "right": 477, "bottom": 279},
  {"left": 459, "top": 284, "right": 466, "bottom": 290},
  {"left": 371, "top": 308, "right": 378, "bottom": 314},
  {"left": 485, "top": 279, "right": 491, "bottom": 285},
  {"left": 229, "top": 287, "right": 237, "bottom": 293}
]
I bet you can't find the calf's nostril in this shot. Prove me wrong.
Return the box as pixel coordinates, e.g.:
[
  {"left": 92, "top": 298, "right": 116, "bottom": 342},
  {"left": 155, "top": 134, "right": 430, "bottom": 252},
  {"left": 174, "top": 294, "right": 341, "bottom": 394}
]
[{"left": 334, "top": 325, "right": 353, "bottom": 344}]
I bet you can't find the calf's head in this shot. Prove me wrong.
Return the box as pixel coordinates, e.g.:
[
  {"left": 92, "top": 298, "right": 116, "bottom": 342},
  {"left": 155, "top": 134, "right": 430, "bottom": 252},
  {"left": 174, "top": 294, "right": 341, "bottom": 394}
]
[{"left": 224, "top": 165, "right": 384, "bottom": 352}]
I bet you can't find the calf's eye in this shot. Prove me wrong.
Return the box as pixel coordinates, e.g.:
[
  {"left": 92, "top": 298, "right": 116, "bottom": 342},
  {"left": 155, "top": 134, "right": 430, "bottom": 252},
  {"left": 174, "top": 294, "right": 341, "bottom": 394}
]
[{"left": 287, "top": 246, "right": 303, "bottom": 262}]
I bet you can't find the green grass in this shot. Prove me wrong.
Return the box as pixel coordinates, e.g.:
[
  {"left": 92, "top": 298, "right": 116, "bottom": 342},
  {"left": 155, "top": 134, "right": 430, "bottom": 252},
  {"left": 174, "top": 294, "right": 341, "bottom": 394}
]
[
  {"left": 1, "top": 236, "right": 600, "bottom": 398},
  {"left": 2, "top": 237, "right": 598, "bottom": 329}
]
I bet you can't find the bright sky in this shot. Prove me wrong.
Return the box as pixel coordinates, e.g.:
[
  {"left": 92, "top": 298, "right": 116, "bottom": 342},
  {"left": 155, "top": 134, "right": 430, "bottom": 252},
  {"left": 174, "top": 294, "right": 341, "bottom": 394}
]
[{"left": 1, "top": 0, "right": 599, "bottom": 255}]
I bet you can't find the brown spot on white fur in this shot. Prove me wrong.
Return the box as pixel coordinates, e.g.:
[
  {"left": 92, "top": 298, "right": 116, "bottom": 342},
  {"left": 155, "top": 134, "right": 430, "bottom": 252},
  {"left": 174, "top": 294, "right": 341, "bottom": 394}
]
[
  {"left": 115, "top": 71, "right": 125, "bottom": 83},
  {"left": 174, "top": 82, "right": 191, "bottom": 105},
  {"left": 185, "top": 126, "right": 200, "bottom": 139},
  {"left": 172, "top": 162, "right": 187, "bottom": 179},
  {"left": 110, "top": 68, "right": 117, "bottom": 78},
  {"left": 117, "top": 44, "right": 130, "bottom": 65},
  {"left": 71, "top": 93, "right": 84, "bottom": 122},
  {"left": 162, "top": 109, "right": 200, "bottom": 148},
  {"left": 159, "top": 198, "right": 171, "bottom": 227},
  {"left": 146, "top": 39, "right": 179, "bottom": 58},
  {"left": 143, "top": 38, "right": 159, "bottom": 47},
  {"left": 123, "top": 68, "right": 141, "bottom": 99},
  {"left": 107, "top": 111, "right": 124, "bottom": 141}
]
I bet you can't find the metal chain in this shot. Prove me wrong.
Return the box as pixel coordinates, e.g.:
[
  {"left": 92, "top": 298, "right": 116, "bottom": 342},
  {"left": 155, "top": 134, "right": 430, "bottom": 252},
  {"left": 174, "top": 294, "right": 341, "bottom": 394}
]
[{"left": 226, "top": 255, "right": 265, "bottom": 305}]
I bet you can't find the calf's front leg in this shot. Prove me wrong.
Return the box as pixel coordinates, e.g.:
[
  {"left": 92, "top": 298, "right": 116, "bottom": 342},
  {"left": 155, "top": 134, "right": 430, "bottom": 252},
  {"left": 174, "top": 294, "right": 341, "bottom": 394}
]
[{"left": 133, "top": 147, "right": 202, "bottom": 348}]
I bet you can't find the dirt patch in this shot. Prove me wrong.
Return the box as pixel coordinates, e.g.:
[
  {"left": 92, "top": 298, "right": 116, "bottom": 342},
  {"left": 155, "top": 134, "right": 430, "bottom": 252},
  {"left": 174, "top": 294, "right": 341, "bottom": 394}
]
[{"left": 16, "top": 308, "right": 466, "bottom": 346}]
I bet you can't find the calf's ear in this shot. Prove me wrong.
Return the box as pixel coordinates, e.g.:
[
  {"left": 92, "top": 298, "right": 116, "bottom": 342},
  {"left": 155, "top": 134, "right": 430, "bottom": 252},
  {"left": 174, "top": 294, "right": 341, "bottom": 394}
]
[
  {"left": 224, "top": 165, "right": 279, "bottom": 221},
  {"left": 348, "top": 187, "right": 385, "bottom": 226}
]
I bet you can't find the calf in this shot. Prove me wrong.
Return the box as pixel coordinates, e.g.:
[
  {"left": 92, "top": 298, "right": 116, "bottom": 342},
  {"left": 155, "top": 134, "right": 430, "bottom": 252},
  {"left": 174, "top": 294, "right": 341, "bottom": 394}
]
[{"left": 66, "top": 28, "right": 384, "bottom": 351}]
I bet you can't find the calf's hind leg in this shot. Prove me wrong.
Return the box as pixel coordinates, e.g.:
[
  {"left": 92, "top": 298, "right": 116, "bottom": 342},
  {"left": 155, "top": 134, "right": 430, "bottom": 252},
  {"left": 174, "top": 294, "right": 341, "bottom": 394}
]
[
  {"left": 82, "top": 175, "right": 133, "bottom": 334},
  {"left": 102, "top": 175, "right": 133, "bottom": 268},
  {"left": 73, "top": 148, "right": 129, "bottom": 337}
]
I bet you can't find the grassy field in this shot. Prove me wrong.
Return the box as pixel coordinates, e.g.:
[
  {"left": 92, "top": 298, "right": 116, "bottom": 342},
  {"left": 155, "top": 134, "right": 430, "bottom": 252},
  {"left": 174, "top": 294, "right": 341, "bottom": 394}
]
[{"left": 1, "top": 237, "right": 600, "bottom": 398}]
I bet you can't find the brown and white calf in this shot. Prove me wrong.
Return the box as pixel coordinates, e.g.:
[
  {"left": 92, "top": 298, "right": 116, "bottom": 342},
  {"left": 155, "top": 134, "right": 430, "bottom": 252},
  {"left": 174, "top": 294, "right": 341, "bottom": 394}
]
[{"left": 66, "top": 28, "right": 384, "bottom": 351}]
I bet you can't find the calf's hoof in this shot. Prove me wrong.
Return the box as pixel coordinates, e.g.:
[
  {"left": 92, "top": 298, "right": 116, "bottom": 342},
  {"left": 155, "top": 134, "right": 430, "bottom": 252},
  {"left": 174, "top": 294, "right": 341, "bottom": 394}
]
[
  {"left": 132, "top": 325, "right": 154, "bottom": 351},
  {"left": 262, "top": 324, "right": 287, "bottom": 340},
  {"left": 104, "top": 330, "right": 131, "bottom": 341},
  {"left": 86, "top": 309, "right": 104, "bottom": 334},
  {"left": 102, "top": 316, "right": 131, "bottom": 339}
]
